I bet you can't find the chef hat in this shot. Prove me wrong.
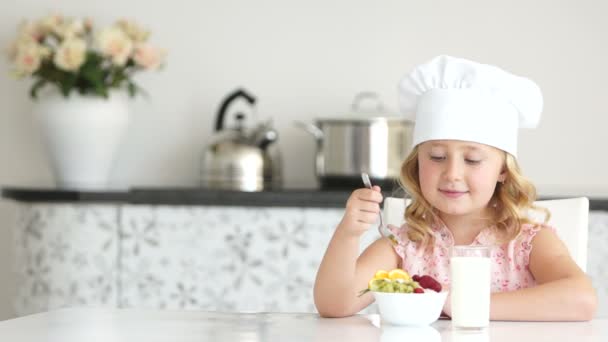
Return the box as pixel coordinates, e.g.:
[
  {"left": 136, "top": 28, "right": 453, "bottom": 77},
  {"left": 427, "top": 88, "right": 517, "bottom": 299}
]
[{"left": 398, "top": 55, "right": 543, "bottom": 157}]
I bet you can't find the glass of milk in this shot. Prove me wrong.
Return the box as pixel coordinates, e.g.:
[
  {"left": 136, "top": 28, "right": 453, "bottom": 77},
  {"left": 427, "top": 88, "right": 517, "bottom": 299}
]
[{"left": 450, "top": 245, "right": 491, "bottom": 330}]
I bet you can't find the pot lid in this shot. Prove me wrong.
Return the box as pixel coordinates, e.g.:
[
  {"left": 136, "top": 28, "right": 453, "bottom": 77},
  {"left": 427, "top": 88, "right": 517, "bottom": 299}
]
[{"left": 315, "top": 91, "right": 411, "bottom": 123}]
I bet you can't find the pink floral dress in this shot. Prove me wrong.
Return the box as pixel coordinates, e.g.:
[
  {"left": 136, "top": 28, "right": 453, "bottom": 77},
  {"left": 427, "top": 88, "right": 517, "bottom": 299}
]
[{"left": 388, "top": 221, "right": 556, "bottom": 293}]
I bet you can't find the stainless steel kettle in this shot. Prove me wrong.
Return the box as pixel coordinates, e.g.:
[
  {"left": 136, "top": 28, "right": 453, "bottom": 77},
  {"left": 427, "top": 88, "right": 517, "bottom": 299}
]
[{"left": 201, "top": 88, "right": 282, "bottom": 191}]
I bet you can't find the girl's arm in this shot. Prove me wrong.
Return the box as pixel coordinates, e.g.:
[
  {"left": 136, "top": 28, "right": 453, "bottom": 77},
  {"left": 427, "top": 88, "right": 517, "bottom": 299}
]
[
  {"left": 313, "top": 187, "right": 400, "bottom": 318},
  {"left": 488, "top": 228, "right": 598, "bottom": 321},
  {"left": 314, "top": 235, "right": 399, "bottom": 317}
]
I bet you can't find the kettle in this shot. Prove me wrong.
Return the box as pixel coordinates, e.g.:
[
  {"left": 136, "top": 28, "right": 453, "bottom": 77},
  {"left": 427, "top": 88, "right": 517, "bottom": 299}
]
[{"left": 201, "top": 88, "right": 282, "bottom": 191}]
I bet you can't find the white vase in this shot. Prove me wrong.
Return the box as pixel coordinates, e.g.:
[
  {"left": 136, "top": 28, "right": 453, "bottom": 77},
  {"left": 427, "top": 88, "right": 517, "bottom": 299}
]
[{"left": 33, "top": 92, "right": 130, "bottom": 190}]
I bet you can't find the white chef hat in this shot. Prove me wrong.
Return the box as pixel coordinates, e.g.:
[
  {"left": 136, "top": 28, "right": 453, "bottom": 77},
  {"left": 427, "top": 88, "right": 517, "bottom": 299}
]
[{"left": 398, "top": 55, "right": 543, "bottom": 157}]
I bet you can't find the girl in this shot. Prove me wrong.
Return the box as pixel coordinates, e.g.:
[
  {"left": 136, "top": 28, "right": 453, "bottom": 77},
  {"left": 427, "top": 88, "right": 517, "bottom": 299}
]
[{"left": 313, "top": 55, "right": 597, "bottom": 321}]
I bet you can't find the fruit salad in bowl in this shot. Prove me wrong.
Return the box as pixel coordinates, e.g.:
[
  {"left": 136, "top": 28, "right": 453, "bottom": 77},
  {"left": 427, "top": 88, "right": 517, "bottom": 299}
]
[{"left": 361, "top": 269, "right": 448, "bottom": 326}]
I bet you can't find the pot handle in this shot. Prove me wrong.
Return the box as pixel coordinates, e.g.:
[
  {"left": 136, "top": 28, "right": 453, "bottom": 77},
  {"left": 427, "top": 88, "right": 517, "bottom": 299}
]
[
  {"left": 294, "top": 121, "right": 324, "bottom": 141},
  {"left": 351, "top": 91, "right": 384, "bottom": 113}
]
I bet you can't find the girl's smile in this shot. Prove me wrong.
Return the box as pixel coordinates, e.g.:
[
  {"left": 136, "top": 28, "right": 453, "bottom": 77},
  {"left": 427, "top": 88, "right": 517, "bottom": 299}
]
[{"left": 439, "top": 189, "right": 469, "bottom": 198}]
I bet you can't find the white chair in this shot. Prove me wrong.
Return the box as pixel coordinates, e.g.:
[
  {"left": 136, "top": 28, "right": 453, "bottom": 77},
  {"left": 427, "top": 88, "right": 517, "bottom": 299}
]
[{"left": 383, "top": 197, "right": 589, "bottom": 272}]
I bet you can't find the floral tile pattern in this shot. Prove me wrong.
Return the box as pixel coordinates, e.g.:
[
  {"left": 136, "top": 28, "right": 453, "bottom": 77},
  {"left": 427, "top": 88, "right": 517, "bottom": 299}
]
[
  {"left": 9, "top": 204, "right": 608, "bottom": 318},
  {"left": 13, "top": 204, "right": 118, "bottom": 315},
  {"left": 118, "top": 206, "right": 349, "bottom": 313}
]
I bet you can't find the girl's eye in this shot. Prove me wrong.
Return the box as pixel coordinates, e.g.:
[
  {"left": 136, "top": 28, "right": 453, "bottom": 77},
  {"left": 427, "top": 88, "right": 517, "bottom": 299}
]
[
  {"left": 465, "top": 159, "right": 482, "bottom": 165},
  {"left": 430, "top": 155, "right": 445, "bottom": 161}
]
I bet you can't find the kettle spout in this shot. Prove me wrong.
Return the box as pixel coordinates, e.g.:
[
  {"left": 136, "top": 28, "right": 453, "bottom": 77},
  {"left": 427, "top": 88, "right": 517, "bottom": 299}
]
[{"left": 255, "top": 129, "right": 278, "bottom": 150}]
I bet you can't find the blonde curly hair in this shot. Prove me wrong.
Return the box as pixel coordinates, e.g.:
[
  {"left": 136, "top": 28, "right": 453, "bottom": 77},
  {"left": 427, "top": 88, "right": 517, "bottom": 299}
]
[{"left": 399, "top": 145, "right": 550, "bottom": 250}]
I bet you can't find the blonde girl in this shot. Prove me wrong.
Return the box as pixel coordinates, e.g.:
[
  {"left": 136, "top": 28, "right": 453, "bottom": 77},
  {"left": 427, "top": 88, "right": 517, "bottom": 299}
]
[{"left": 313, "top": 55, "right": 597, "bottom": 321}]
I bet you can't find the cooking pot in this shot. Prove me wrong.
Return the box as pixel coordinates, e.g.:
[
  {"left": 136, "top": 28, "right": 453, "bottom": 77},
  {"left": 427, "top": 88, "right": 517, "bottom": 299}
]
[
  {"left": 201, "top": 88, "right": 282, "bottom": 191},
  {"left": 298, "top": 92, "right": 413, "bottom": 189}
]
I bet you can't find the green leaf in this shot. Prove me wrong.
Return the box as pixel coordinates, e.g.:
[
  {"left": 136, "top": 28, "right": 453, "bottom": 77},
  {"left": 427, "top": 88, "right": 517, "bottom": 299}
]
[
  {"left": 110, "top": 67, "right": 127, "bottom": 87},
  {"left": 95, "top": 83, "right": 108, "bottom": 98},
  {"left": 126, "top": 81, "right": 148, "bottom": 99},
  {"left": 127, "top": 81, "right": 137, "bottom": 97},
  {"left": 60, "top": 73, "right": 78, "bottom": 97},
  {"left": 80, "top": 62, "right": 108, "bottom": 97},
  {"left": 29, "top": 79, "right": 47, "bottom": 99}
]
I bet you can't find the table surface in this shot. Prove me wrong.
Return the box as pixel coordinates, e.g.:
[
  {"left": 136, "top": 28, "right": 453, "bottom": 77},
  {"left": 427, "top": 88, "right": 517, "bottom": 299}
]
[{"left": 0, "top": 308, "right": 605, "bottom": 342}]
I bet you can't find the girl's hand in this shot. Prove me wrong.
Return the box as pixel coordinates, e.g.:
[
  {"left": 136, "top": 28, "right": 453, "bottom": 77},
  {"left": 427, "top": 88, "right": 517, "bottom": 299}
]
[{"left": 338, "top": 186, "right": 383, "bottom": 237}]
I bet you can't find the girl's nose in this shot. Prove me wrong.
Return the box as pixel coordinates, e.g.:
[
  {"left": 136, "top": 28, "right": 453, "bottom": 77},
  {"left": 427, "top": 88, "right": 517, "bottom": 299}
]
[{"left": 443, "top": 158, "right": 464, "bottom": 181}]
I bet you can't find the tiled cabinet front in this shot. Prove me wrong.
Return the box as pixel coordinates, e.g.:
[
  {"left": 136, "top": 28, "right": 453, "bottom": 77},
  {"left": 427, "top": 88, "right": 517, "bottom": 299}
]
[
  {"left": 13, "top": 204, "right": 380, "bottom": 315},
  {"left": 11, "top": 204, "right": 608, "bottom": 317}
]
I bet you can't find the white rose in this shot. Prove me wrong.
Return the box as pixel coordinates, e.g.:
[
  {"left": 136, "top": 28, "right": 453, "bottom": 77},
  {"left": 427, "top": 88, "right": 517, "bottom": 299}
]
[
  {"left": 56, "top": 19, "right": 86, "bottom": 39},
  {"left": 39, "top": 45, "right": 52, "bottom": 59},
  {"left": 133, "top": 43, "right": 166, "bottom": 70},
  {"left": 96, "top": 27, "right": 133, "bottom": 66},
  {"left": 17, "top": 20, "right": 44, "bottom": 42},
  {"left": 116, "top": 19, "right": 150, "bottom": 42},
  {"left": 53, "top": 38, "right": 87, "bottom": 72},
  {"left": 14, "top": 41, "right": 43, "bottom": 76},
  {"left": 37, "top": 14, "right": 63, "bottom": 36},
  {"left": 9, "top": 38, "right": 49, "bottom": 62},
  {"left": 84, "top": 18, "right": 93, "bottom": 32}
]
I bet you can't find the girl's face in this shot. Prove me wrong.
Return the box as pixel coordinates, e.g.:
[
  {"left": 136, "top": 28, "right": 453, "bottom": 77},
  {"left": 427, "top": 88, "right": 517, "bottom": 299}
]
[{"left": 417, "top": 140, "right": 506, "bottom": 218}]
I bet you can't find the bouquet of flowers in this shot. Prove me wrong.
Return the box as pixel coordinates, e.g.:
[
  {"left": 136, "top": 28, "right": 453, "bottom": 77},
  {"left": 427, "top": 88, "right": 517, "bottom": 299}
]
[{"left": 6, "top": 14, "right": 166, "bottom": 99}]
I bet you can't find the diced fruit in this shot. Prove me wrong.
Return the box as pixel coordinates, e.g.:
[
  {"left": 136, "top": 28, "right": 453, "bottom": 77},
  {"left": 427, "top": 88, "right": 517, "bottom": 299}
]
[
  {"left": 394, "top": 282, "right": 407, "bottom": 293},
  {"left": 388, "top": 269, "right": 411, "bottom": 281},
  {"left": 417, "top": 275, "right": 442, "bottom": 292},
  {"left": 363, "top": 269, "right": 441, "bottom": 295},
  {"left": 368, "top": 278, "right": 387, "bottom": 292},
  {"left": 374, "top": 270, "right": 389, "bottom": 279}
]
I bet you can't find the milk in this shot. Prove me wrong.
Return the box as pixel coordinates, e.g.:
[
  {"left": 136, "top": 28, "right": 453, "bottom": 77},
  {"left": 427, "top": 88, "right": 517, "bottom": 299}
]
[{"left": 450, "top": 256, "right": 491, "bottom": 329}]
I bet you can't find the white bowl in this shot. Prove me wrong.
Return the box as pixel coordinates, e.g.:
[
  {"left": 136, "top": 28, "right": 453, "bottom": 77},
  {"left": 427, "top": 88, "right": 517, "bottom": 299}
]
[{"left": 373, "top": 291, "right": 448, "bottom": 326}]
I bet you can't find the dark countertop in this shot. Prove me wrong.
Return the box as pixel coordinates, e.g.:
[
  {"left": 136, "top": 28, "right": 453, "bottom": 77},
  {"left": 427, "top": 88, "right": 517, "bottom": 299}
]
[
  {"left": 3, "top": 186, "right": 608, "bottom": 211},
  {"left": 1, "top": 186, "right": 399, "bottom": 208}
]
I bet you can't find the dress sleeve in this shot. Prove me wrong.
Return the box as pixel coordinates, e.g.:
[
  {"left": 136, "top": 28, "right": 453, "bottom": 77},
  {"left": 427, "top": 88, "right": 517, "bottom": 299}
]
[
  {"left": 387, "top": 223, "right": 409, "bottom": 261},
  {"left": 520, "top": 224, "right": 558, "bottom": 267}
]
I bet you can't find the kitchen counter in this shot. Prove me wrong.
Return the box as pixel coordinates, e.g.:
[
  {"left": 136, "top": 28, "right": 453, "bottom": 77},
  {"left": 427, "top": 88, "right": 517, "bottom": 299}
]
[
  {"left": 2, "top": 186, "right": 607, "bottom": 318},
  {"left": 1, "top": 186, "right": 405, "bottom": 208},
  {"left": 3, "top": 186, "right": 608, "bottom": 210}
]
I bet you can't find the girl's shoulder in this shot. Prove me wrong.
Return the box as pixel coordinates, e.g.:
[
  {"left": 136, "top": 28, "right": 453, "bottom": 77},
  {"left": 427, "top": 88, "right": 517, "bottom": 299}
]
[
  {"left": 510, "top": 223, "right": 558, "bottom": 267},
  {"left": 519, "top": 222, "right": 557, "bottom": 239}
]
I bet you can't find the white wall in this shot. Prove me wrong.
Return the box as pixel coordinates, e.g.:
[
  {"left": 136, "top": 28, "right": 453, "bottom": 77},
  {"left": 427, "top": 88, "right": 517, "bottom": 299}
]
[{"left": 1, "top": 0, "right": 607, "bottom": 319}]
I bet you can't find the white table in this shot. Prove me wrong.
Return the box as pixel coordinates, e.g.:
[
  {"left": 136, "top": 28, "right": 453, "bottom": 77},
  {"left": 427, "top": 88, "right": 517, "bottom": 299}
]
[{"left": 0, "top": 308, "right": 605, "bottom": 342}]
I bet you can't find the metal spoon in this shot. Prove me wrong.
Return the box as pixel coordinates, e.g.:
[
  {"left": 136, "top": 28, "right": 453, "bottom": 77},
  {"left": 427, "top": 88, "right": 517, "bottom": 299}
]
[{"left": 361, "top": 173, "right": 398, "bottom": 245}]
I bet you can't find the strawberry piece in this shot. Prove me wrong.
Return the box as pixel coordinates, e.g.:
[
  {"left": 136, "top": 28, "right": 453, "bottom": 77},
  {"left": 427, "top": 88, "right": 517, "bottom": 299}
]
[
  {"left": 413, "top": 287, "right": 424, "bottom": 293},
  {"left": 418, "top": 275, "right": 442, "bottom": 292}
]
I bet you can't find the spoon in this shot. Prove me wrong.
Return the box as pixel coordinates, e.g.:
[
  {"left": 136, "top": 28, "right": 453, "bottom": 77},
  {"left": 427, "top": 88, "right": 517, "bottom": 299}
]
[{"left": 361, "top": 173, "right": 398, "bottom": 245}]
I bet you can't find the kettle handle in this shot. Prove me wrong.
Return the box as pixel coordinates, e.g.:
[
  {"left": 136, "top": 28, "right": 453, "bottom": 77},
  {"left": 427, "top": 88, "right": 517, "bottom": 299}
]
[{"left": 215, "top": 88, "right": 257, "bottom": 131}]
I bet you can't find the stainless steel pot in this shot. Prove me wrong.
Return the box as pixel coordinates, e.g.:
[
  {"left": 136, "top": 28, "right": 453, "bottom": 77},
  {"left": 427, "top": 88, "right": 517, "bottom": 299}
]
[{"left": 298, "top": 93, "right": 414, "bottom": 189}]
